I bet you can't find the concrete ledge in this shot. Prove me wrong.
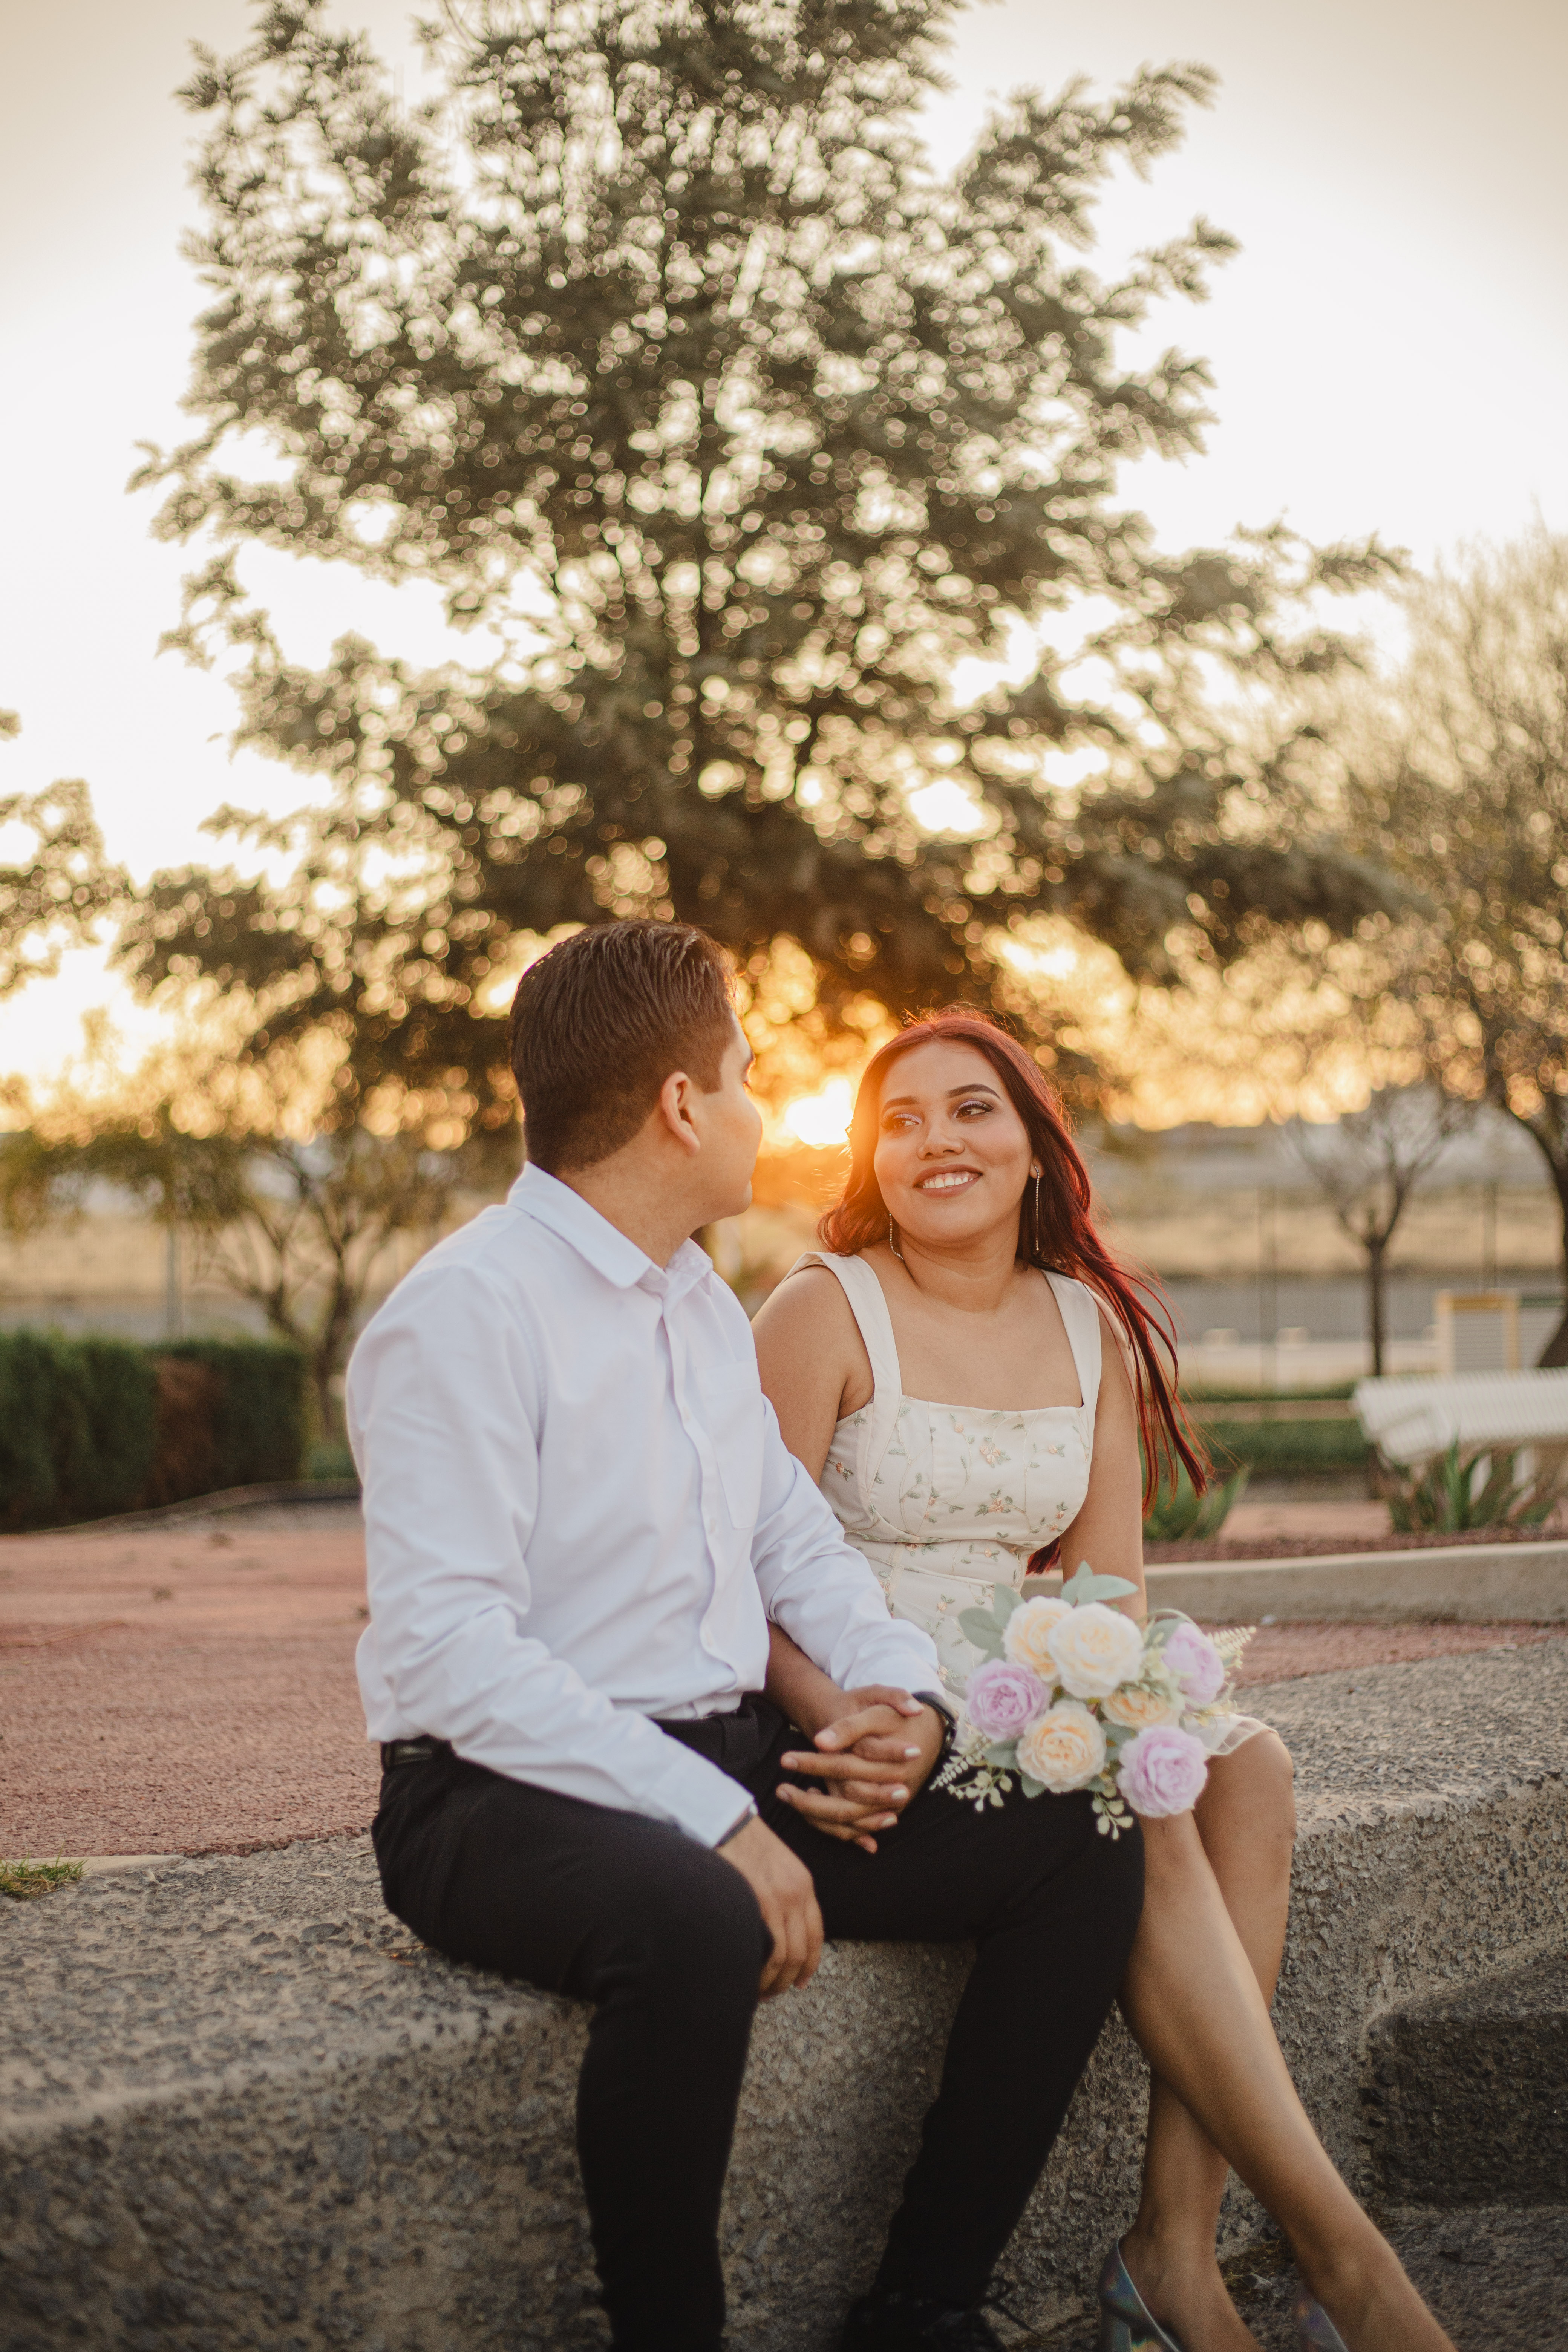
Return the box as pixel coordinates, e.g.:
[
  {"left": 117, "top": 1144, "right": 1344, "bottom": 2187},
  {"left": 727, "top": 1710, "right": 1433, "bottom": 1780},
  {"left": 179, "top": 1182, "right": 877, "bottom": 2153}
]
[
  {"left": 4, "top": 1648, "right": 1567, "bottom": 2352},
  {"left": 23, "top": 1481, "right": 361, "bottom": 1540},
  {"left": 1148, "top": 1539, "right": 1568, "bottom": 1623}
]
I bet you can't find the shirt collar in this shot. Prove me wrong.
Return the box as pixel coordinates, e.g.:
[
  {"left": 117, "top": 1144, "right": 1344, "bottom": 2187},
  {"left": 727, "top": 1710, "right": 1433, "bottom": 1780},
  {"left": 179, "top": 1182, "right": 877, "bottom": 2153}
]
[{"left": 508, "top": 1164, "right": 714, "bottom": 1302}]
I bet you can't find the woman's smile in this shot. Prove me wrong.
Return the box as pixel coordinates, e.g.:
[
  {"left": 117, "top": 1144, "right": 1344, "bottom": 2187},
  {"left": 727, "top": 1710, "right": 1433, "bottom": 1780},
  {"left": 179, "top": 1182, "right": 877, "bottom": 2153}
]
[{"left": 914, "top": 1166, "right": 982, "bottom": 1194}]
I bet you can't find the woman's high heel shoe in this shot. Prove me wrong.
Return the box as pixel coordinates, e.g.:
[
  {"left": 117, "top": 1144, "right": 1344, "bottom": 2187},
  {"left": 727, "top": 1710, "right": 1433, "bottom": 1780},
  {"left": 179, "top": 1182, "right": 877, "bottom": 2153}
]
[
  {"left": 1292, "top": 2291, "right": 1348, "bottom": 2350},
  {"left": 1097, "top": 2242, "right": 1184, "bottom": 2351}
]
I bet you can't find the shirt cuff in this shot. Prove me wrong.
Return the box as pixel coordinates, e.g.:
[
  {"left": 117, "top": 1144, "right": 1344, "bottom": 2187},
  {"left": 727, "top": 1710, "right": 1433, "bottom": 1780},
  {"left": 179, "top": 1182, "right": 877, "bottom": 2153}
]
[
  {"left": 647, "top": 1733, "right": 764, "bottom": 1848},
  {"left": 846, "top": 1630, "right": 944, "bottom": 1696}
]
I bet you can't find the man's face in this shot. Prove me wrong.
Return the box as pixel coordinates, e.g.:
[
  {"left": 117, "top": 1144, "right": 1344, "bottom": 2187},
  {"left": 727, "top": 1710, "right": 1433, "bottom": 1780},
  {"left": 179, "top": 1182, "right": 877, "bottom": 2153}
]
[{"left": 690, "top": 1017, "right": 764, "bottom": 1221}]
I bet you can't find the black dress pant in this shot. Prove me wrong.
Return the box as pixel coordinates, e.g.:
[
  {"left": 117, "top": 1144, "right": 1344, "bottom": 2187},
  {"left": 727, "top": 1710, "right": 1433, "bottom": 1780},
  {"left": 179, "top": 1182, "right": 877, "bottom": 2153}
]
[{"left": 372, "top": 1698, "right": 1143, "bottom": 2352}]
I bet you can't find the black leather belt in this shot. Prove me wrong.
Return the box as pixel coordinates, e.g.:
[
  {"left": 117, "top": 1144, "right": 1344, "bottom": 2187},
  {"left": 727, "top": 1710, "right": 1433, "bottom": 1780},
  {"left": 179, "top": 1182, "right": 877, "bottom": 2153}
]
[{"left": 380, "top": 1736, "right": 450, "bottom": 1770}]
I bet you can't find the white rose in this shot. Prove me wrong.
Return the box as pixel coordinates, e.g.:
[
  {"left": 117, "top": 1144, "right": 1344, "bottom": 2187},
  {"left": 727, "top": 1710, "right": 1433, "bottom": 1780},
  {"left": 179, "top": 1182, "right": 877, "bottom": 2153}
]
[
  {"left": 1016, "top": 1700, "right": 1107, "bottom": 1793},
  {"left": 1046, "top": 1602, "right": 1147, "bottom": 1701},
  {"left": 1103, "top": 1681, "right": 1185, "bottom": 1733},
  {"left": 1003, "top": 1596, "right": 1073, "bottom": 1685}
]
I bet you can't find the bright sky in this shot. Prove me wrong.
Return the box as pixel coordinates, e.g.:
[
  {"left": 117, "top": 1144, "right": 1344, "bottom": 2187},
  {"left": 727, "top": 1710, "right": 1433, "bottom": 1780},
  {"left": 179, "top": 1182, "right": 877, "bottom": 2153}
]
[{"left": 3, "top": 0, "right": 1566, "bottom": 1088}]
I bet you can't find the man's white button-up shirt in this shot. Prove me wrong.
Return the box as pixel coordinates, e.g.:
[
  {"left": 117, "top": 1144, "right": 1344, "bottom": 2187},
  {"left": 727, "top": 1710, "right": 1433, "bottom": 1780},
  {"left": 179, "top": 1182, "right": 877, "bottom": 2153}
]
[{"left": 349, "top": 1165, "right": 939, "bottom": 1847}]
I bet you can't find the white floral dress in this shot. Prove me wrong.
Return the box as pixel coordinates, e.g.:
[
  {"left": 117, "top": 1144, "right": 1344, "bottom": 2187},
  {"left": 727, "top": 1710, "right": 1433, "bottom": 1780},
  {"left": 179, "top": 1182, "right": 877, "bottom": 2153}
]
[
  {"left": 793, "top": 1251, "right": 1101, "bottom": 1692},
  {"left": 793, "top": 1251, "right": 1267, "bottom": 1754}
]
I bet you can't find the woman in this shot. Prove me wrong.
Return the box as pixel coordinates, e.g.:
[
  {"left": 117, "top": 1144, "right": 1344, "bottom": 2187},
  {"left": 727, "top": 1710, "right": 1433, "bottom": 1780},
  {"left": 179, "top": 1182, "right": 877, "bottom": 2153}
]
[{"left": 752, "top": 1013, "right": 1452, "bottom": 2352}]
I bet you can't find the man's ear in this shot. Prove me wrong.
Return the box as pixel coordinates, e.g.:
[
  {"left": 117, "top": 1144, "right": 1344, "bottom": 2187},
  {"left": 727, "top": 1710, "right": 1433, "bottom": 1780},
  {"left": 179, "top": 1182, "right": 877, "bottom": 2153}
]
[{"left": 653, "top": 1069, "right": 702, "bottom": 1157}]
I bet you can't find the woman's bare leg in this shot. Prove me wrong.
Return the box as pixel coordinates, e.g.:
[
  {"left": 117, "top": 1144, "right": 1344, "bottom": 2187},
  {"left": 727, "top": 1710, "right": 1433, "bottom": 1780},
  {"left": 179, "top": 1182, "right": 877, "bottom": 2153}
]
[
  {"left": 1119, "top": 1732, "right": 1296, "bottom": 2348},
  {"left": 1117, "top": 1798, "right": 1455, "bottom": 2352}
]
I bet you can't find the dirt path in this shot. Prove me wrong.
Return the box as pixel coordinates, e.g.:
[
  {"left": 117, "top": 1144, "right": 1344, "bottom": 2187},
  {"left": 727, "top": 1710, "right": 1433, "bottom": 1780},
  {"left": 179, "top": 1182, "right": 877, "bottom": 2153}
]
[{"left": 2, "top": 1508, "right": 1562, "bottom": 1858}]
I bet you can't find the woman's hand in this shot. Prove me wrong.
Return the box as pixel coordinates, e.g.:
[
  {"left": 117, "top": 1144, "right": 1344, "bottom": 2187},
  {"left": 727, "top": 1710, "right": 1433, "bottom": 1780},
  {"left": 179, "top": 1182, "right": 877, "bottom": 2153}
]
[{"left": 778, "top": 1686, "right": 945, "bottom": 1853}]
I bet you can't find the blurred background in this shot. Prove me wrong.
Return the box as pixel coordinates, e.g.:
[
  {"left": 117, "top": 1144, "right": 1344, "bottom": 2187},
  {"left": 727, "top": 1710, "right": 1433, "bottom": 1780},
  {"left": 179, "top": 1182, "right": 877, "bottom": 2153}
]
[{"left": 4, "top": 0, "right": 1568, "bottom": 1519}]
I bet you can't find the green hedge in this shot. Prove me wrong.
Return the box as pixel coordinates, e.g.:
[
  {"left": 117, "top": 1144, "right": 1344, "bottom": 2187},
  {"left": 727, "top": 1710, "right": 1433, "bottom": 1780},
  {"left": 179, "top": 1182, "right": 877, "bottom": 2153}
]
[
  {"left": 0, "top": 1329, "right": 307, "bottom": 1531},
  {"left": 1192, "top": 1416, "right": 1370, "bottom": 1480}
]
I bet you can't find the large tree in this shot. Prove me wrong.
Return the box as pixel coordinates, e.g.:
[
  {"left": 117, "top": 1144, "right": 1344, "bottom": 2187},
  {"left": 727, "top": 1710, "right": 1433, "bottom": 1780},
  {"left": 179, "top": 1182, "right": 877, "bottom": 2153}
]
[
  {"left": 124, "top": 0, "right": 1397, "bottom": 1125},
  {"left": 1343, "top": 531, "right": 1568, "bottom": 1363}
]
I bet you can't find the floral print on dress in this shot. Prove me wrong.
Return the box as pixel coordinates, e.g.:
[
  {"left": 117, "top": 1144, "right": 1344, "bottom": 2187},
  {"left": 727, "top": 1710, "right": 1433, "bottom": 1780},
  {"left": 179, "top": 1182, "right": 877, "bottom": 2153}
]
[
  {"left": 821, "top": 1386, "right": 1096, "bottom": 1692},
  {"left": 802, "top": 1249, "right": 1268, "bottom": 1747}
]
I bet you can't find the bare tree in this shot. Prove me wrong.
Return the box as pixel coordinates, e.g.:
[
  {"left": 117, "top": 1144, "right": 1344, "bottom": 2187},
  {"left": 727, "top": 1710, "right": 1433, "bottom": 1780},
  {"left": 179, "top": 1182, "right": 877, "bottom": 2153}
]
[
  {"left": 1344, "top": 530, "right": 1568, "bottom": 1360},
  {"left": 194, "top": 1130, "right": 511, "bottom": 1435},
  {"left": 1285, "top": 1085, "right": 1473, "bottom": 1374},
  {"left": 0, "top": 1110, "right": 514, "bottom": 1435}
]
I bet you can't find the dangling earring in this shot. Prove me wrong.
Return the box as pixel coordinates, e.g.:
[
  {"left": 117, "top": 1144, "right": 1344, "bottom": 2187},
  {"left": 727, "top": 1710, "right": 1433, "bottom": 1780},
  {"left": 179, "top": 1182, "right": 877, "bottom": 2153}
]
[
  {"left": 888, "top": 1212, "right": 905, "bottom": 1263},
  {"left": 1030, "top": 1165, "right": 1043, "bottom": 1262}
]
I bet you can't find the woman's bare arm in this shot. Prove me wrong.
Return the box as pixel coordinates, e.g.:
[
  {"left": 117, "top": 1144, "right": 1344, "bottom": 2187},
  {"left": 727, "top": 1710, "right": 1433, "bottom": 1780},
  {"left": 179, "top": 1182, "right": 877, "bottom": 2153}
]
[
  {"left": 751, "top": 1263, "right": 873, "bottom": 1482},
  {"left": 1052, "top": 1308, "right": 1148, "bottom": 1614},
  {"left": 753, "top": 1261, "right": 884, "bottom": 1733}
]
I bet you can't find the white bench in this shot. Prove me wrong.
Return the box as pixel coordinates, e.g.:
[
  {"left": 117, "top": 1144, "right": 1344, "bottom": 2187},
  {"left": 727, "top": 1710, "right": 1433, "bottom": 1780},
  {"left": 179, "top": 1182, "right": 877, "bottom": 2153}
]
[{"left": 1354, "top": 1369, "right": 1568, "bottom": 1467}]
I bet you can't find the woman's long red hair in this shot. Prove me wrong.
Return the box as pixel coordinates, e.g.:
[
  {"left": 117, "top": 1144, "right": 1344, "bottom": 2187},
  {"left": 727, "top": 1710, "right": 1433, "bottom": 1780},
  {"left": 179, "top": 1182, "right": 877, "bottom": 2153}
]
[{"left": 817, "top": 1010, "right": 1207, "bottom": 1508}]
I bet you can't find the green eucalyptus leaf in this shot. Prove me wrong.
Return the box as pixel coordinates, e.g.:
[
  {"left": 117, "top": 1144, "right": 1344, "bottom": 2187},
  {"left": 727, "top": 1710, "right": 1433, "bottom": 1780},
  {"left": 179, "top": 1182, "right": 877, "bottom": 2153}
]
[
  {"left": 957, "top": 1607, "right": 1007, "bottom": 1654},
  {"left": 1061, "top": 1562, "right": 1139, "bottom": 1606}
]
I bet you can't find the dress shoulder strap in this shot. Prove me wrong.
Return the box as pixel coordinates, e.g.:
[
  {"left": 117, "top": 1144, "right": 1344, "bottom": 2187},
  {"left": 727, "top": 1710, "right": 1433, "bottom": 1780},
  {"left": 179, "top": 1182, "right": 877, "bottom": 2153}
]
[
  {"left": 1045, "top": 1271, "right": 1102, "bottom": 1414},
  {"left": 784, "top": 1251, "right": 905, "bottom": 1473}
]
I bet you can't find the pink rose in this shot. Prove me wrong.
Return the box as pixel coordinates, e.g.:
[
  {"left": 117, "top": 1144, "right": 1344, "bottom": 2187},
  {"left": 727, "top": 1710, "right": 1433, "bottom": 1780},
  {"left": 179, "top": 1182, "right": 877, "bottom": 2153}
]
[
  {"left": 966, "top": 1658, "right": 1050, "bottom": 1742},
  {"left": 1115, "top": 1724, "right": 1210, "bottom": 1818},
  {"left": 1160, "top": 1623, "right": 1226, "bottom": 1708}
]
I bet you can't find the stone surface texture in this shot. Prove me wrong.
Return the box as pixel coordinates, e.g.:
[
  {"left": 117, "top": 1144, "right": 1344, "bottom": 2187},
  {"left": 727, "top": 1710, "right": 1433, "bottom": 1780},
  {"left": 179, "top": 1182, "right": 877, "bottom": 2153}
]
[
  {"left": 1366, "top": 1946, "right": 1568, "bottom": 2207},
  {"left": 3, "top": 1649, "right": 1568, "bottom": 2352}
]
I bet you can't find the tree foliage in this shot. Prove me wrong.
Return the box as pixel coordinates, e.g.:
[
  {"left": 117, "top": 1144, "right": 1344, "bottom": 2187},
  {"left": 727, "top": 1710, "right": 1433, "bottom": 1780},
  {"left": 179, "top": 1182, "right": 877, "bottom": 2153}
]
[
  {"left": 0, "top": 711, "right": 124, "bottom": 999},
  {"left": 1342, "top": 530, "right": 1568, "bottom": 1360},
  {"left": 123, "top": 0, "right": 1399, "bottom": 1126}
]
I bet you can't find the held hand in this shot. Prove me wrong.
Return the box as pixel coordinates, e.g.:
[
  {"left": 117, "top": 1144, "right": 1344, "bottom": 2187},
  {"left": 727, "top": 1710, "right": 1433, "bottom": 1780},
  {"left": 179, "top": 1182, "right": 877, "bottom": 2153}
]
[
  {"left": 777, "top": 1692, "right": 946, "bottom": 1853},
  {"left": 717, "top": 1814, "right": 824, "bottom": 1997}
]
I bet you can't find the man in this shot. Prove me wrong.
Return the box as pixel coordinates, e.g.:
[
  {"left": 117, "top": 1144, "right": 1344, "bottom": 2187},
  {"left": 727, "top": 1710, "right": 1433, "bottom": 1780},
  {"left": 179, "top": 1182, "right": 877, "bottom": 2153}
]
[{"left": 350, "top": 920, "right": 1142, "bottom": 2352}]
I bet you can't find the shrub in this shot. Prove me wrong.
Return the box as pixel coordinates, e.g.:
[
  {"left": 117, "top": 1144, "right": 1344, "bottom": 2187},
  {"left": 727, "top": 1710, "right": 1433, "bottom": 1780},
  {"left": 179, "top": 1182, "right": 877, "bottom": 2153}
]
[
  {"left": 0, "top": 1331, "right": 156, "bottom": 1531},
  {"left": 0, "top": 1329, "right": 307, "bottom": 1530},
  {"left": 1381, "top": 1440, "right": 1561, "bottom": 1533},
  {"left": 1143, "top": 1460, "right": 1249, "bottom": 1545},
  {"left": 156, "top": 1340, "right": 308, "bottom": 1492}
]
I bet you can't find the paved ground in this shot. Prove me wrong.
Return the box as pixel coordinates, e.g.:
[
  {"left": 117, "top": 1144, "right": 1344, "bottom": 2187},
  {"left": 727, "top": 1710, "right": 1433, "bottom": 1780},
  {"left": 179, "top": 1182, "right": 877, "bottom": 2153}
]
[
  {"left": 3, "top": 1502, "right": 1565, "bottom": 1857},
  {"left": 0, "top": 1506, "right": 377, "bottom": 1857}
]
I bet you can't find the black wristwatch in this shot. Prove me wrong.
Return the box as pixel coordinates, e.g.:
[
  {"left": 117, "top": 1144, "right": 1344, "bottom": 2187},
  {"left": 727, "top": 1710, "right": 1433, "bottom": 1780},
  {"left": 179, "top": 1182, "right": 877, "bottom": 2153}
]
[{"left": 913, "top": 1689, "right": 958, "bottom": 1766}]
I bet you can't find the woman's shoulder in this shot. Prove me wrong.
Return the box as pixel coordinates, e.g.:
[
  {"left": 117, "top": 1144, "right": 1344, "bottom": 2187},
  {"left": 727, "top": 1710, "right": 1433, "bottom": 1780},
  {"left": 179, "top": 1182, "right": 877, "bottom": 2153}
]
[
  {"left": 751, "top": 1252, "right": 876, "bottom": 1403},
  {"left": 752, "top": 1254, "right": 863, "bottom": 1344}
]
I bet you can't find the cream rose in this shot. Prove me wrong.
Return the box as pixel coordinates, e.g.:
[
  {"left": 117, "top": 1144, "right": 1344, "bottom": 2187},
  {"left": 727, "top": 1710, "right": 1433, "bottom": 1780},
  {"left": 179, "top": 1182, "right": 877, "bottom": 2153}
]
[
  {"left": 1103, "top": 1681, "right": 1185, "bottom": 1733},
  {"left": 1016, "top": 1699, "right": 1107, "bottom": 1793},
  {"left": 1003, "top": 1595, "right": 1073, "bottom": 1684},
  {"left": 1046, "top": 1600, "right": 1147, "bottom": 1700}
]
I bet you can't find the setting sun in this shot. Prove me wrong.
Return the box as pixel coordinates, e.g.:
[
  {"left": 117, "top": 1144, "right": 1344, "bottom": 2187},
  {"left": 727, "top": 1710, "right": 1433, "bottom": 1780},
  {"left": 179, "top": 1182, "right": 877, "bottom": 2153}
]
[{"left": 781, "top": 1077, "right": 855, "bottom": 1150}]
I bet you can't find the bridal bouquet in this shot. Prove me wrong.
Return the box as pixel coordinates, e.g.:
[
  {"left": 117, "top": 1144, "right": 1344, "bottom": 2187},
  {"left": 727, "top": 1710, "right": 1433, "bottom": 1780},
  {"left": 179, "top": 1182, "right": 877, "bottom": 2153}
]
[{"left": 934, "top": 1565, "right": 1248, "bottom": 1838}]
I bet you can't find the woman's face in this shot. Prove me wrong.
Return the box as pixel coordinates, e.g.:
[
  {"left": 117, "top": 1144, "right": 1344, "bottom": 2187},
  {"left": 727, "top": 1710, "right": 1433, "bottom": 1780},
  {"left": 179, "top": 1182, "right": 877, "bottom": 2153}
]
[{"left": 870, "top": 1039, "right": 1035, "bottom": 1255}]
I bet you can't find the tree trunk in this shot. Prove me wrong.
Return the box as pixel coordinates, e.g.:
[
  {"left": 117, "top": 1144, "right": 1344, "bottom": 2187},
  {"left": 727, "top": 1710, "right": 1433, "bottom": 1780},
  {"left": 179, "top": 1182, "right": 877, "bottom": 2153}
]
[
  {"left": 1537, "top": 1166, "right": 1568, "bottom": 1367},
  {"left": 1366, "top": 1235, "right": 1388, "bottom": 1377}
]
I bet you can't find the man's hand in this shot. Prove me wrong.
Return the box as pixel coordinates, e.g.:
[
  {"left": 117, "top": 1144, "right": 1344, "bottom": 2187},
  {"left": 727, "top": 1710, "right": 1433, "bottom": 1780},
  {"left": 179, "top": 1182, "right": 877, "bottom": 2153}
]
[
  {"left": 778, "top": 1687, "right": 947, "bottom": 1853},
  {"left": 717, "top": 1814, "right": 824, "bottom": 1997}
]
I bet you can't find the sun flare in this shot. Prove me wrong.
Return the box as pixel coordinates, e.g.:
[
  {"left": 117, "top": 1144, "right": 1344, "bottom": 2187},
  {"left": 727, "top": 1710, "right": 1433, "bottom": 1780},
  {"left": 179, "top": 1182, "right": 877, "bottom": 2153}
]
[{"left": 781, "top": 1078, "right": 855, "bottom": 1150}]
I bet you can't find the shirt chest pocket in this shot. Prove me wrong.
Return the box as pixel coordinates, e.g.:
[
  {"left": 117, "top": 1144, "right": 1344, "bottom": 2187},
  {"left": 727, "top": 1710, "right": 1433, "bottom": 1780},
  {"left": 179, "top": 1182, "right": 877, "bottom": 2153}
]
[{"left": 696, "top": 1360, "right": 765, "bottom": 1530}]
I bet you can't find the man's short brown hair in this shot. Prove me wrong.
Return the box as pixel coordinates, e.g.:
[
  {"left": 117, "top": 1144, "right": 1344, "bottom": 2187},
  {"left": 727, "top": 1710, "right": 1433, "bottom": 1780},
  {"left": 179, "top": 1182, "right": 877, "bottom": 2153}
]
[{"left": 508, "top": 921, "right": 736, "bottom": 1171}]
